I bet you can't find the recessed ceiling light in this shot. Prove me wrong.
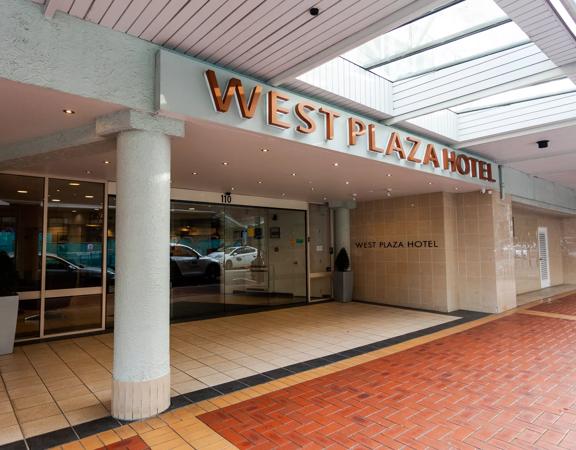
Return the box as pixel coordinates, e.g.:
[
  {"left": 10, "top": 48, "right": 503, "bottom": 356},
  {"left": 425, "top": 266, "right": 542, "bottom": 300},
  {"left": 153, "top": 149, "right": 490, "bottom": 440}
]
[
  {"left": 323, "top": 197, "right": 327, "bottom": 201},
  {"left": 231, "top": 187, "right": 235, "bottom": 191},
  {"left": 333, "top": 162, "right": 339, "bottom": 167},
  {"left": 281, "top": 193, "right": 286, "bottom": 196},
  {"left": 291, "top": 173, "right": 296, "bottom": 176},
  {"left": 189, "top": 207, "right": 195, "bottom": 211},
  {"left": 260, "top": 148, "right": 269, "bottom": 152},
  {"left": 352, "top": 193, "right": 357, "bottom": 197},
  {"left": 311, "top": 187, "right": 315, "bottom": 191},
  {"left": 52, "top": 199, "right": 61, "bottom": 202},
  {"left": 258, "top": 181, "right": 263, "bottom": 184},
  {"left": 85, "top": 170, "right": 91, "bottom": 175},
  {"left": 345, "top": 181, "right": 350, "bottom": 185},
  {"left": 222, "top": 162, "right": 229, "bottom": 166},
  {"left": 85, "top": 195, "right": 94, "bottom": 199},
  {"left": 455, "top": 187, "right": 459, "bottom": 191},
  {"left": 192, "top": 172, "right": 198, "bottom": 175},
  {"left": 386, "top": 173, "right": 392, "bottom": 177},
  {"left": 386, "top": 192, "right": 392, "bottom": 197},
  {"left": 104, "top": 160, "right": 110, "bottom": 165},
  {"left": 63, "top": 109, "right": 75, "bottom": 115},
  {"left": 428, "top": 181, "right": 433, "bottom": 185},
  {"left": 72, "top": 210, "right": 77, "bottom": 213},
  {"left": 17, "top": 190, "right": 28, "bottom": 194},
  {"left": 68, "top": 182, "right": 80, "bottom": 186}
]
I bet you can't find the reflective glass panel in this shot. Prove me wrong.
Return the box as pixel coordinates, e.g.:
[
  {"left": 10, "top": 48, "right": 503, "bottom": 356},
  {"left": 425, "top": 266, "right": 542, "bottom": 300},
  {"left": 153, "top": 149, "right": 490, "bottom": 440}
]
[
  {"left": 371, "top": 22, "right": 529, "bottom": 81},
  {"left": 45, "top": 179, "right": 105, "bottom": 290},
  {"left": 170, "top": 201, "right": 225, "bottom": 319},
  {"left": 343, "top": 0, "right": 509, "bottom": 69},
  {"left": 44, "top": 294, "right": 102, "bottom": 334},
  {"left": 450, "top": 78, "right": 576, "bottom": 113},
  {"left": 0, "top": 174, "right": 44, "bottom": 339}
]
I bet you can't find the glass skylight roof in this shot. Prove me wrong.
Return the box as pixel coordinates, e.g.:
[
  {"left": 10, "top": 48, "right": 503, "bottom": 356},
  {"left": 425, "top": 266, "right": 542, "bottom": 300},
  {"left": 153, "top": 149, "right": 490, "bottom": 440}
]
[
  {"left": 342, "top": 0, "right": 530, "bottom": 81},
  {"left": 450, "top": 78, "right": 576, "bottom": 113}
]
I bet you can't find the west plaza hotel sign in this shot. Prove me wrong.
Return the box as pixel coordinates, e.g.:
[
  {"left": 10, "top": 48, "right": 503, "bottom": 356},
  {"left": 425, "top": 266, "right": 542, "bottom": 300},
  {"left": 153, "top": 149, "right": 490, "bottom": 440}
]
[{"left": 157, "top": 50, "right": 497, "bottom": 184}]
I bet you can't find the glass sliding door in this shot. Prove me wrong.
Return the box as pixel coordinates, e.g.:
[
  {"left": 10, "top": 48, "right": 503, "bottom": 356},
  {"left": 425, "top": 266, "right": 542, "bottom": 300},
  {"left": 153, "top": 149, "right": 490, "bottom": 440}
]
[
  {"left": 170, "top": 201, "right": 224, "bottom": 319},
  {"left": 0, "top": 174, "right": 44, "bottom": 339},
  {"left": 267, "top": 209, "right": 307, "bottom": 305},
  {"left": 223, "top": 206, "right": 270, "bottom": 311},
  {"left": 43, "top": 178, "right": 105, "bottom": 335}
]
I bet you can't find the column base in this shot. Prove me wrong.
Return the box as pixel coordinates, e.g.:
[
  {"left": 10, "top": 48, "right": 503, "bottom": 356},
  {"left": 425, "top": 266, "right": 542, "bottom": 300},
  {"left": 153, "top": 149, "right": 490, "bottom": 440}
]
[{"left": 112, "top": 372, "right": 171, "bottom": 420}]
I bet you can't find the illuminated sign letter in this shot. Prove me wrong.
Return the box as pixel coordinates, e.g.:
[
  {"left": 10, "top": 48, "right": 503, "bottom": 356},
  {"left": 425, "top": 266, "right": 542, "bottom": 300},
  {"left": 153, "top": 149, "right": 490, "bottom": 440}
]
[
  {"left": 295, "top": 102, "right": 317, "bottom": 134},
  {"left": 205, "top": 69, "right": 261, "bottom": 118},
  {"left": 267, "top": 91, "right": 291, "bottom": 129},
  {"left": 318, "top": 107, "right": 340, "bottom": 140},
  {"left": 368, "top": 124, "right": 384, "bottom": 153},
  {"left": 348, "top": 118, "right": 366, "bottom": 146},
  {"left": 406, "top": 137, "right": 422, "bottom": 163},
  {"left": 443, "top": 148, "right": 457, "bottom": 172},
  {"left": 422, "top": 144, "right": 440, "bottom": 168},
  {"left": 386, "top": 132, "right": 406, "bottom": 159}
]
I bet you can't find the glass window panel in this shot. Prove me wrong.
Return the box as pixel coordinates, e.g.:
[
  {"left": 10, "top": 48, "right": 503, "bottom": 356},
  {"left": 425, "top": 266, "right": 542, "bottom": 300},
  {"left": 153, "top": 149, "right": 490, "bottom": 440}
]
[
  {"left": 170, "top": 201, "right": 225, "bottom": 319},
  {"left": 15, "top": 299, "right": 41, "bottom": 340},
  {"left": 450, "top": 78, "right": 576, "bottom": 113},
  {"left": 0, "top": 174, "right": 44, "bottom": 293},
  {"left": 44, "top": 294, "right": 102, "bottom": 335},
  {"left": 343, "top": 0, "right": 509, "bottom": 69},
  {"left": 45, "top": 179, "right": 104, "bottom": 290},
  {"left": 371, "top": 22, "right": 529, "bottom": 81}
]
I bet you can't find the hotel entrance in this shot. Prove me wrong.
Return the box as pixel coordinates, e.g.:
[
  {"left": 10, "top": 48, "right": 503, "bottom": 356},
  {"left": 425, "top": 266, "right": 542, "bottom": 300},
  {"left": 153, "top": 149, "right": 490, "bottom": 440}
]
[{"left": 105, "top": 197, "right": 308, "bottom": 327}]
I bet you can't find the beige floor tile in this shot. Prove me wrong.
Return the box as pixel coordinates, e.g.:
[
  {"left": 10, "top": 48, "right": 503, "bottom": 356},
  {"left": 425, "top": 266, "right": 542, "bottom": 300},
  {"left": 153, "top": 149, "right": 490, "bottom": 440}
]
[
  {"left": 197, "top": 373, "right": 234, "bottom": 387},
  {"left": 15, "top": 402, "right": 61, "bottom": 423},
  {"left": 0, "top": 412, "right": 18, "bottom": 428},
  {"left": 57, "top": 393, "right": 101, "bottom": 412},
  {"left": 172, "top": 380, "right": 208, "bottom": 394},
  {"left": 20, "top": 414, "right": 69, "bottom": 438},
  {"left": 0, "top": 424, "right": 23, "bottom": 446},
  {"left": 0, "top": 401, "right": 14, "bottom": 415},
  {"left": 11, "top": 392, "right": 53, "bottom": 411},
  {"left": 50, "top": 384, "right": 93, "bottom": 401},
  {"left": 6, "top": 384, "right": 48, "bottom": 400},
  {"left": 64, "top": 403, "right": 109, "bottom": 426},
  {"left": 185, "top": 366, "right": 218, "bottom": 378},
  {"left": 223, "top": 367, "right": 257, "bottom": 379}
]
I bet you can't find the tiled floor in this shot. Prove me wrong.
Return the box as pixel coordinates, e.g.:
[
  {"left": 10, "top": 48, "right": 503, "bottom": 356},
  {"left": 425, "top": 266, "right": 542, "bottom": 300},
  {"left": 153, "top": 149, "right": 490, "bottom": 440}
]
[
  {"left": 200, "top": 311, "right": 576, "bottom": 449},
  {"left": 516, "top": 284, "right": 576, "bottom": 306},
  {"left": 530, "top": 292, "right": 576, "bottom": 316},
  {"left": 0, "top": 302, "right": 460, "bottom": 446},
  {"left": 29, "top": 290, "right": 576, "bottom": 450}
]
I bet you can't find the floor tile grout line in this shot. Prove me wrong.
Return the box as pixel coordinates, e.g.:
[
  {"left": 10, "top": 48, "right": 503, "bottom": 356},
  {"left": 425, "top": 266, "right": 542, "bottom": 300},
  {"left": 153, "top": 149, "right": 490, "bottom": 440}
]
[
  {"left": 3, "top": 292, "right": 571, "bottom": 450},
  {"left": 10, "top": 344, "right": 80, "bottom": 448}
]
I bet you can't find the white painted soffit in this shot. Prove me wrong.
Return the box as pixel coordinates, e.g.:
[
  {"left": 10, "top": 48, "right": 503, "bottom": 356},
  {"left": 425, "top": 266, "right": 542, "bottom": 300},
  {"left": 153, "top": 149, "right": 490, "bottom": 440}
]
[
  {"left": 35, "top": 0, "right": 449, "bottom": 84},
  {"left": 494, "top": 0, "right": 576, "bottom": 84}
]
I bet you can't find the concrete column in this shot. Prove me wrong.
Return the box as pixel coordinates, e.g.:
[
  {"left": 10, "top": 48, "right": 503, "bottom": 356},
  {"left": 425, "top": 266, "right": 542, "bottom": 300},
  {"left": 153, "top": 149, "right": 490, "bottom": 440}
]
[
  {"left": 112, "top": 130, "right": 171, "bottom": 420},
  {"left": 333, "top": 207, "right": 351, "bottom": 257}
]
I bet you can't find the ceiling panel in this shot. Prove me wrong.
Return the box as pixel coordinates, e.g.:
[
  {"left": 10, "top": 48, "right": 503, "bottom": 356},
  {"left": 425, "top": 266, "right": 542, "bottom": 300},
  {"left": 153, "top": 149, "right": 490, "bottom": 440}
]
[
  {"left": 39, "top": 0, "right": 424, "bottom": 81},
  {"left": 495, "top": 0, "right": 576, "bottom": 75}
]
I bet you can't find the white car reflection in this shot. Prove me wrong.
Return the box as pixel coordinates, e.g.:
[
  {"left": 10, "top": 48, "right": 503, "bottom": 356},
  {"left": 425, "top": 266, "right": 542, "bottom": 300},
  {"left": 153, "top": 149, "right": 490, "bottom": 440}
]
[{"left": 208, "top": 246, "right": 259, "bottom": 270}]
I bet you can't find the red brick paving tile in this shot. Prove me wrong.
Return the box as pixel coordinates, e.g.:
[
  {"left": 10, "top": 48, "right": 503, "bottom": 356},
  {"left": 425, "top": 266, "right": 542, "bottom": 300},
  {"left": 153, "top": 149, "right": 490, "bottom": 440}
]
[
  {"left": 530, "top": 293, "right": 576, "bottom": 315},
  {"left": 198, "top": 311, "right": 576, "bottom": 449},
  {"left": 97, "top": 436, "right": 150, "bottom": 450}
]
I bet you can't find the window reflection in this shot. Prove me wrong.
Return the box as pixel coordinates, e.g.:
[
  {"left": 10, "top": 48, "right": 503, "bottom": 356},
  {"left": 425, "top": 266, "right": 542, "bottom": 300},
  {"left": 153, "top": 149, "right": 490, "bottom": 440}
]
[
  {"left": 0, "top": 174, "right": 44, "bottom": 339},
  {"left": 45, "top": 179, "right": 105, "bottom": 289}
]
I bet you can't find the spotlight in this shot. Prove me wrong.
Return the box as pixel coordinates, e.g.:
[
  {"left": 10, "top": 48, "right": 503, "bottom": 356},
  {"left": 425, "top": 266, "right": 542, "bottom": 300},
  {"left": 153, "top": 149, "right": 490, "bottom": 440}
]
[
  {"left": 309, "top": 7, "right": 320, "bottom": 16},
  {"left": 537, "top": 140, "right": 549, "bottom": 149}
]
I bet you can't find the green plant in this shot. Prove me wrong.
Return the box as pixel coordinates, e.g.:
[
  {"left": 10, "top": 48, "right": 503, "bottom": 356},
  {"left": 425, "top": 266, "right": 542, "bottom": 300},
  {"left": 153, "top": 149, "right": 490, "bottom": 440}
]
[{"left": 335, "top": 248, "right": 350, "bottom": 272}]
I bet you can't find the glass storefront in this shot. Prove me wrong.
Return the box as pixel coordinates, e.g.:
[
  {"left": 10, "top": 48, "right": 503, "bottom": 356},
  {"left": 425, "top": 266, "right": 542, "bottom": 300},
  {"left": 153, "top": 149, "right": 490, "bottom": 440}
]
[
  {"left": 107, "top": 199, "right": 308, "bottom": 326},
  {"left": 0, "top": 172, "right": 309, "bottom": 340}
]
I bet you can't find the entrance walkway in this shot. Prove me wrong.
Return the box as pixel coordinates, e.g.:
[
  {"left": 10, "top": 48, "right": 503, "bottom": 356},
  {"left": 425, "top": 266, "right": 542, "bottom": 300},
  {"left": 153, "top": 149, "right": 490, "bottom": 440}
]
[
  {"left": 0, "top": 302, "right": 463, "bottom": 447},
  {"left": 516, "top": 284, "right": 576, "bottom": 306},
  {"left": 33, "top": 292, "right": 576, "bottom": 450}
]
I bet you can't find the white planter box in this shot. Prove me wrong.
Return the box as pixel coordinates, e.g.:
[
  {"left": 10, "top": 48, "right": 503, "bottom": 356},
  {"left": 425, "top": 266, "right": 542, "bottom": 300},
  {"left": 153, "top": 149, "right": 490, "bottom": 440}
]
[{"left": 0, "top": 295, "right": 18, "bottom": 355}]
